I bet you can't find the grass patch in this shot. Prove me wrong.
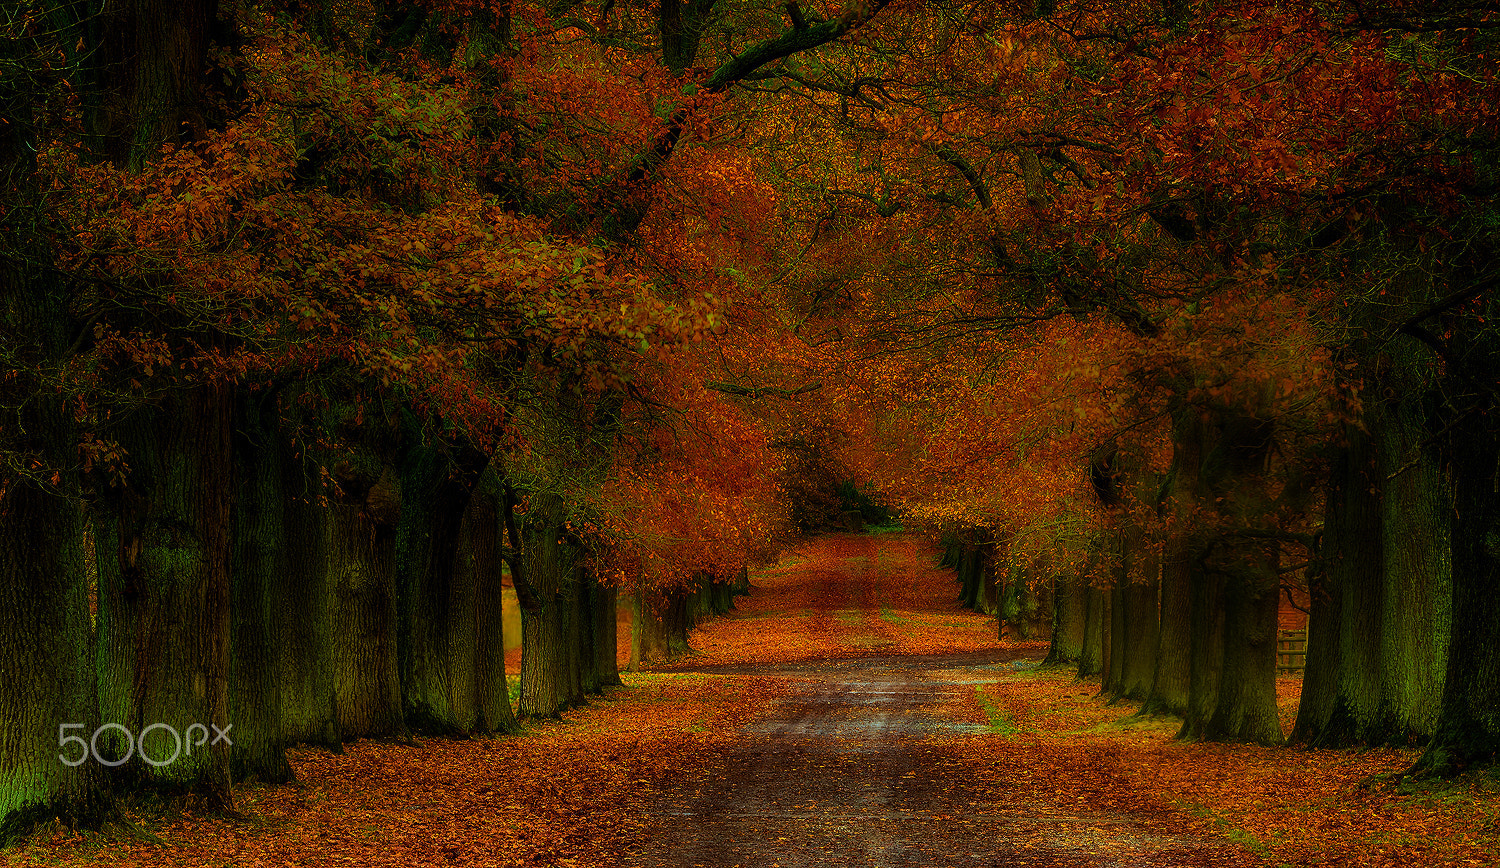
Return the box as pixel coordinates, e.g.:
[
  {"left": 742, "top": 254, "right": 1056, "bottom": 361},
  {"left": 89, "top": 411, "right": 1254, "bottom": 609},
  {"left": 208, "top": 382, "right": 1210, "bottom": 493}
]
[
  {"left": 1174, "top": 800, "right": 1276, "bottom": 860},
  {"left": 878, "top": 604, "right": 907, "bottom": 625},
  {"left": 974, "top": 686, "right": 1020, "bottom": 735}
]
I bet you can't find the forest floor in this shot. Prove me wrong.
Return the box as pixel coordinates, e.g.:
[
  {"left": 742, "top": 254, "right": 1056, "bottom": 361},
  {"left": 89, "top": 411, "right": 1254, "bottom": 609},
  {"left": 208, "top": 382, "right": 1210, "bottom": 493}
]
[{"left": 9, "top": 533, "right": 1500, "bottom": 867}]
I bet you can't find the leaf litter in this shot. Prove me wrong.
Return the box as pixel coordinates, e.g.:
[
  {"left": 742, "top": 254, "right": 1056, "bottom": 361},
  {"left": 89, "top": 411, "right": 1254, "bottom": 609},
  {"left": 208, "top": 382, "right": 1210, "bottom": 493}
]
[{"left": 10, "top": 533, "right": 1498, "bottom": 867}]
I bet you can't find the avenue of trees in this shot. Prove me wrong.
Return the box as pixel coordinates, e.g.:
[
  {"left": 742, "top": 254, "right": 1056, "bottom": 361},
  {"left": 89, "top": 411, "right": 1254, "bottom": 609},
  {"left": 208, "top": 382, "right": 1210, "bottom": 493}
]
[{"left": 0, "top": 0, "right": 1496, "bottom": 845}]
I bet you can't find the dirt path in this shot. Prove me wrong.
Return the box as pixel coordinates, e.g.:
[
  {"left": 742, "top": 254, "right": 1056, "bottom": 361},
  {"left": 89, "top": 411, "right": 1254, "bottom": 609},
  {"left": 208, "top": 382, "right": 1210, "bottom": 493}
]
[{"left": 629, "top": 536, "right": 1254, "bottom": 868}]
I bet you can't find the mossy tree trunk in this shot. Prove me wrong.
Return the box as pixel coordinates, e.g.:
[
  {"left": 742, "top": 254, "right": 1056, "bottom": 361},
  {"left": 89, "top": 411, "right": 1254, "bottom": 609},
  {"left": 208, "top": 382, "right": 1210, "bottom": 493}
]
[
  {"left": 1294, "top": 419, "right": 1384, "bottom": 745},
  {"left": 0, "top": 479, "right": 103, "bottom": 841},
  {"left": 95, "top": 386, "right": 235, "bottom": 799},
  {"left": 1295, "top": 338, "right": 1449, "bottom": 747},
  {"left": 276, "top": 477, "right": 339, "bottom": 750},
  {"left": 1410, "top": 332, "right": 1500, "bottom": 774},
  {"left": 0, "top": 73, "right": 106, "bottom": 839}
]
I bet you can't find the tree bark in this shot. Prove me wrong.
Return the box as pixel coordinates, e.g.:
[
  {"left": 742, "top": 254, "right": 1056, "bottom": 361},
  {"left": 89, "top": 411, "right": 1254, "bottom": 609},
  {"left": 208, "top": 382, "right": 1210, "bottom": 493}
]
[
  {"left": 228, "top": 392, "right": 293, "bottom": 783},
  {"left": 1410, "top": 375, "right": 1500, "bottom": 773},
  {"left": 395, "top": 437, "right": 486, "bottom": 735},
  {"left": 88, "top": 0, "right": 217, "bottom": 169},
  {"left": 276, "top": 482, "right": 339, "bottom": 750},
  {"left": 1293, "top": 419, "right": 1385, "bottom": 744},
  {"left": 1043, "top": 575, "right": 1086, "bottom": 666},
  {"left": 0, "top": 484, "right": 102, "bottom": 838},
  {"left": 631, "top": 587, "right": 693, "bottom": 667},
  {"left": 464, "top": 483, "right": 520, "bottom": 734},
  {"left": 94, "top": 387, "right": 234, "bottom": 799},
  {"left": 593, "top": 580, "right": 623, "bottom": 687},
  {"left": 0, "top": 72, "right": 107, "bottom": 838},
  {"left": 1079, "top": 583, "right": 1106, "bottom": 679},
  {"left": 1294, "top": 340, "right": 1450, "bottom": 747},
  {"left": 1117, "top": 535, "right": 1161, "bottom": 702},
  {"left": 1175, "top": 409, "right": 1284, "bottom": 745},
  {"left": 327, "top": 476, "right": 406, "bottom": 740},
  {"left": 518, "top": 492, "right": 578, "bottom": 718}
]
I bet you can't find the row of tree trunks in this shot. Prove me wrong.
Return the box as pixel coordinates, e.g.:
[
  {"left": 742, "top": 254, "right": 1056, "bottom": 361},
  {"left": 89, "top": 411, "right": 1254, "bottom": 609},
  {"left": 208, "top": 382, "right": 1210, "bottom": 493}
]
[
  {"left": 1068, "top": 412, "right": 1283, "bottom": 744},
  {"left": 1294, "top": 336, "right": 1450, "bottom": 748},
  {"left": 8, "top": 394, "right": 548, "bottom": 832},
  {"left": 515, "top": 493, "right": 627, "bottom": 718},
  {"left": 629, "top": 571, "right": 747, "bottom": 669}
]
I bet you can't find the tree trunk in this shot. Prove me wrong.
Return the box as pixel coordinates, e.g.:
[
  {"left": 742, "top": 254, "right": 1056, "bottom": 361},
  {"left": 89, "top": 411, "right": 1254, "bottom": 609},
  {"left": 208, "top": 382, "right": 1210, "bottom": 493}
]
[
  {"left": 328, "top": 479, "right": 406, "bottom": 740},
  {"left": 1104, "top": 571, "right": 1126, "bottom": 698},
  {"left": 395, "top": 439, "right": 485, "bottom": 735},
  {"left": 228, "top": 393, "right": 293, "bottom": 783},
  {"left": 0, "top": 83, "right": 107, "bottom": 838},
  {"left": 565, "top": 566, "right": 588, "bottom": 703},
  {"left": 1178, "top": 554, "right": 1227, "bottom": 741},
  {"left": 95, "top": 387, "right": 235, "bottom": 800},
  {"left": 1410, "top": 388, "right": 1500, "bottom": 774},
  {"left": 1079, "top": 584, "right": 1106, "bottom": 679},
  {"left": 631, "top": 587, "right": 692, "bottom": 667},
  {"left": 518, "top": 493, "right": 577, "bottom": 718},
  {"left": 276, "top": 486, "right": 339, "bottom": 750},
  {"left": 1117, "top": 529, "right": 1161, "bottom": 703},
  {"left": 1375, "top": 368, "right": 1449, "bottom": 741},
  {"left": 578, "top": 565, "right": 603, "bottom": 695},
  {"left": 88, "top": 0, "right": 217, "bottom": 170},
  {"left": 711, "top": 577, "right": 735, "bottom": 615},
  {"left": 1294, "top": 343, "right": 1450, "bottom": 747},
  {"left": 1140, "top": 539, "right": 1191, "bottom": 717},
  {"left": 1203, "top": 546, "right": 1283, "bottom": 744},
  {"left": 593, "top": 580, "right": 623, "bottom": 687},
  {"left": 1043, "top": 575, "right": 1086, "bottom": 666},
  {"left": 1175, "top": 409, "right": 1284, "bottom": 745},
  {"left": 464, "top": 483, "right": 519, "bottom": 734},
  {"left": 0, "top": 483, "right": 103, "bottom": 840},
  {"left": 1293, "top": 420, "right": 1384, "bottom": 744},
  {"left": 958, "top": 542, "right": 982, "bottom": 611}
]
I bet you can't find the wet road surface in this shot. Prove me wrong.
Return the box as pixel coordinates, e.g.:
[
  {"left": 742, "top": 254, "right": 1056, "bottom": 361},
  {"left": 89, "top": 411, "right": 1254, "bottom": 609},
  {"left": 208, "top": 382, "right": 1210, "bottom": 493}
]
[{"left": 628, "top": 651, "right": 1254, "bottom": 868}]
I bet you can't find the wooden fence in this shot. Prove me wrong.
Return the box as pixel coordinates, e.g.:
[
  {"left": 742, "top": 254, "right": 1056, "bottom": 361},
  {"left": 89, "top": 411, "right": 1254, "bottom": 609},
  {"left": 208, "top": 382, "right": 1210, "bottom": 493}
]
[{"left": 1277, "top": 629, "right": 1308, "bottom": 674}]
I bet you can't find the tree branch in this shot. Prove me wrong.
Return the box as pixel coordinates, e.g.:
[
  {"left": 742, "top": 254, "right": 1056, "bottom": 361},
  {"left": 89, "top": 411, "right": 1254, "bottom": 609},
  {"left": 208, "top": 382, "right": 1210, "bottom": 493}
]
[
  {"left": 500, "top": 481, "right": 543, "bottom": 612},
  {"left": 926, "top": 144, "right": 993, "bottom": 210},
  {"left": 705, "top": 0, "right": 893, "bottom": 92},
  {"left": 704, "top": 380, "right": 822, "bottom": 399}
]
